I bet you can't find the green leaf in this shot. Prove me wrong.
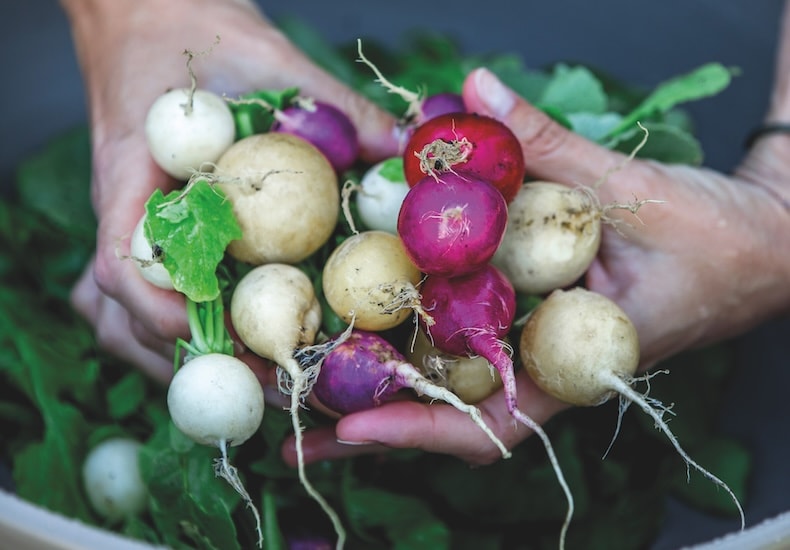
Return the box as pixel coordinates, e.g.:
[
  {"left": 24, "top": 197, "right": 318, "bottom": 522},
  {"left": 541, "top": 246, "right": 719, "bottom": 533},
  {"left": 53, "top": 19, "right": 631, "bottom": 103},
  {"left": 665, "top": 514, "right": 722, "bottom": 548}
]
[
  {"left": 378, "top": 156, "right": 405, "bottom": 183},
  {"left": 344, "top": 483, "right": 450, "bottom": 549},
  {"left": 14, "top": 126, "right": 95, "bottom": 242},
  {"left": 107, "top": 372, "right": 148, "bottom": 421},
  {"left": 145, "top": 180, "right": 242, "bottom": 303},
  {"left": 568, "top": 112, "right": 623, "bottom": 142},
  {"left": 607, "top": 63, "right": 735, "bottom": 137},
  {"left": 539, "top": 64, "right": 608, "bottom": 114},
  {"left": 229, "top": 87, "right": 300, "bottom": 140},
  {"left": 611, "top": 122, "right": 704, "bottom": 165},
  {"left": 139, "top": 421, "right": 242, "bottom": 550}
]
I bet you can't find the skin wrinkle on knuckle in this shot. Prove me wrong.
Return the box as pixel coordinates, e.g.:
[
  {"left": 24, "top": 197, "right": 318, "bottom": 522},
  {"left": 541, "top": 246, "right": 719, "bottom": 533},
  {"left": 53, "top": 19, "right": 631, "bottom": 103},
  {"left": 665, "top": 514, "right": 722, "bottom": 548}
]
[{"left": 516, "top": 110, "right": 571, "bottom": 164}]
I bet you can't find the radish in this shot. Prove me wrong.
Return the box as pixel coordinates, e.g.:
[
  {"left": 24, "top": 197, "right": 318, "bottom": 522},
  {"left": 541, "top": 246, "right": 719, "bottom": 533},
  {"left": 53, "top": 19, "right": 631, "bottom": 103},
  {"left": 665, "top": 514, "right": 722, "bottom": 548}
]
[
  {"left": 397, "top": 171, "right": 508, "bottom": 277},
  {"left": 402, "top": 112, "right": 525, "bottom": 203},
  {"left": 145, "top": 87, "right": 236, "bottom": 181},
  {"left": 311, "top": 329, "right": 511, "bottom": 459},
  {"left": 213, "top": 132, "right": 339, "bottom": 266},
  {"left": 82, "top": 437, "right": 148, "bottom": 523},
  {"left": 492, "top": 181, "right": 602, "bottom": 295},
  {"left": 321, "top": 230, "right": 428, "bottom": 331},
  {"left": 271, "top": 97, "right": 360, "bottom": 173},
  {"left": 129, "top": 212, "right": 174, "bottom": 290},
  {"left": 354, "top": 157, "right": 410, "bottom": 234},
  {"left": 230, "top": 263, "right": 346, "bottom": 548},
  {"left": 167, "top": 351, "right": 265, "bottom": 546},
  {"left": 420, "top": 92, "right": 466, "bottom": 121},
  {"left": 419, "top": 263, "right": 574, "bottom": 549},
  {"left": 406, "top": 328, "right": 503, "bottom": 404},
  {"left": 520, "top": 287, "right": 745, "bottom": 529}
]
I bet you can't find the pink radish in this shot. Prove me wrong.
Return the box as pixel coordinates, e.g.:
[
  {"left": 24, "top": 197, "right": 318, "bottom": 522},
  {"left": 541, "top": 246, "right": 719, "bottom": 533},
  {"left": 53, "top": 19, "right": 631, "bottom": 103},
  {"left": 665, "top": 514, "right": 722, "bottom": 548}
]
[
  {"left": 397, "top": 171, "right": 508, "bottom": 277},
  {"left": 419, "top": 263, "right": 574, "bottom": 550}
]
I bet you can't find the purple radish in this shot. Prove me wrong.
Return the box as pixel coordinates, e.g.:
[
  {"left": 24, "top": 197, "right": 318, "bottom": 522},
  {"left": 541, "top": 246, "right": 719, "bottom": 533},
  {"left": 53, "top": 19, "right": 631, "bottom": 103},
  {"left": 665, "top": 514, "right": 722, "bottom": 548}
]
[
  {"left": 419, "top": 263, "right": 575, "bottom": 549},
  {"left": 271, "top": 97, "right": 360, "bottom": 173},
  {"left": 397, "top": 171, "right": 508, "bottom": 277},
  {"left": 420, "top": 92, "right": 466, "bottom": 122},
  {"left": 312, "top": 329, "right": 510, "bottom": 458}
]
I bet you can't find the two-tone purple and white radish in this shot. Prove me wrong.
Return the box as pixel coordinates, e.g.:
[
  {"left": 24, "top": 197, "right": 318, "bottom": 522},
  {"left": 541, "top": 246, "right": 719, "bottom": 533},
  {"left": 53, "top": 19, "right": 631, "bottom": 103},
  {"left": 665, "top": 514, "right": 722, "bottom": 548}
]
[{"left": 311, "top": 329, "right": 510, "bottom": 459}]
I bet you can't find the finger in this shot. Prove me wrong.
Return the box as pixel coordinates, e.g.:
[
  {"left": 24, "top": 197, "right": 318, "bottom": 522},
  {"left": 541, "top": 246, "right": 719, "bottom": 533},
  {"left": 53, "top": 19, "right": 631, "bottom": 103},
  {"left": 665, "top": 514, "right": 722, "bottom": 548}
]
[
  {"left": 281, "top": 425, "right": 389, "bottom": 467},
  {"left": 333, "top": 372, "right": 570, "bottom": 466},
  {"left": 461, "top": 67, "right": 651, "bottom": 202},
  {"left": 91, "top": 144, "right": 190, "bottom": 345}
]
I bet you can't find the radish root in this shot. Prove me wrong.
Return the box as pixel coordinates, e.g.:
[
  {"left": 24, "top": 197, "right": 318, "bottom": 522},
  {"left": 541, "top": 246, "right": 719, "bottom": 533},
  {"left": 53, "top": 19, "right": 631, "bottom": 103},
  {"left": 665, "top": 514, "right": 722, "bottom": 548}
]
[
  {"left": 604, "top": 371, "right": 746, "bottom": 530},
  {"left": 215, "top": 439, "right": 263, "bottom": 548},
  {"left": 392, "top": 362, "right": 512, "bottom": 459}
]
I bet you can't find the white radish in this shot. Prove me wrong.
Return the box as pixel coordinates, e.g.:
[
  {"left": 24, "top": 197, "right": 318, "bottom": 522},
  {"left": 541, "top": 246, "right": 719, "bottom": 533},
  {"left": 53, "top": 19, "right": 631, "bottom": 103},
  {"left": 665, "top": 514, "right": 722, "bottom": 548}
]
[
  {"left": 230, "top": 263, "right": 346, "bottom": 548},
  {"left": 520, "top": 287, "right": 745, "bottom": 530},
  {"left": 322, "top": 230, "right": 427, "bottom": 331},
  {"left": 214, "top": 132, "right": 339, "bottom": 265},
  {"left": 130, "top": 213, "right": 174, "bottom": 290},
  {"left": 167, "top": 352, "right": 265, "bottom": 546},
  {"left": 355, "top": 157, "right": 410, "bottom": 234},
  {"left": 82, "top": 437, "right": 148, "bottom": 523},
  {"left": 145, "top": 87, "right": 235, "bottom": 180},
  {"left": 492, "top": 181, "right": 601, "bottom": 295}
]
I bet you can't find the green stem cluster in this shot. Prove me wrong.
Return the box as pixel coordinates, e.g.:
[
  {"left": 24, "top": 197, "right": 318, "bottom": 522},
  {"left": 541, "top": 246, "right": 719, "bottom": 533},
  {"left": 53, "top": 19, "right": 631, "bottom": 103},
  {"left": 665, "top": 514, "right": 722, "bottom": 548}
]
[{"left": 174, "top": 295, "right": 234, "bottom": 372}]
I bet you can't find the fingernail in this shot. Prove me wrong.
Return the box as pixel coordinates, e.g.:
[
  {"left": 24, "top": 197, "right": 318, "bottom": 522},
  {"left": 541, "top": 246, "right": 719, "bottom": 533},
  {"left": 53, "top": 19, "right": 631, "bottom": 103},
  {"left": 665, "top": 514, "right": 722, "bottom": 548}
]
[
  {"left": 337, "top": 439, "right": 376, "bottom": 446},
  {"left": 474, "top": 68, "right": 516, "bottom": 119}
]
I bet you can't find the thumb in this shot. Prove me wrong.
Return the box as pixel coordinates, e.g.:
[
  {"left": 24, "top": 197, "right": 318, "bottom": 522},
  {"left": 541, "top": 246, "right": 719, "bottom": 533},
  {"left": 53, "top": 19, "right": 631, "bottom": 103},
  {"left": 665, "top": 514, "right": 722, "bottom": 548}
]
[{"left": 462, "top": 67, "right": 636, "bottom": 194}]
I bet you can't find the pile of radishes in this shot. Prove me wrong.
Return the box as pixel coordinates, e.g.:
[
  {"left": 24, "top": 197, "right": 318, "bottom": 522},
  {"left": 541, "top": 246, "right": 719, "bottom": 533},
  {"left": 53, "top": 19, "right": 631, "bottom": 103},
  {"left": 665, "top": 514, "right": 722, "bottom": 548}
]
[{"left": 124, "top": 46, "right": 744, "bottom": 550}]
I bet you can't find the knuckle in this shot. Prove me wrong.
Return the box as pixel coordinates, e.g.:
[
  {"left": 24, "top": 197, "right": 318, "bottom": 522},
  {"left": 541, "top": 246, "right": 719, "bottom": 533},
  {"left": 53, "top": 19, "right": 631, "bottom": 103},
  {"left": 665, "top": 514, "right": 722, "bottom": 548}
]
[{"left": 515, "top": 110, "right": 572, "bottom": 163}]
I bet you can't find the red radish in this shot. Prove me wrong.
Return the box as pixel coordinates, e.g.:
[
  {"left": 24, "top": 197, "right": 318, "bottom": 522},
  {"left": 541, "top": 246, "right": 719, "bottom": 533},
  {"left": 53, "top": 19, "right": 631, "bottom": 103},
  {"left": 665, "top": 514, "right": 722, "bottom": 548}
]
[
  {"left": 419, "top": 263, "right": 574, "bottom": 550},
  {"left": 272, "top": 97, "right": 360, "bottom": 173},
  {"left": 311, "top": 329, "right": 510, "bottom": 458},
  {"left": 397, "top": 171, "right": 508, "bottom": 277},
  {"left": 402, "top": 112, "right": 525, "bottom": 203}
]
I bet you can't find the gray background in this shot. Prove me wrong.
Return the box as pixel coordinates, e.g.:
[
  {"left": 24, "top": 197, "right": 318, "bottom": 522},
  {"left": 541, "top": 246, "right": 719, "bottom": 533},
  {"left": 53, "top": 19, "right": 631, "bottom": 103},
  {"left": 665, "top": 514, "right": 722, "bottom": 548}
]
[{"left": 1, "top": 1, "right": 788, "bottom": 548}]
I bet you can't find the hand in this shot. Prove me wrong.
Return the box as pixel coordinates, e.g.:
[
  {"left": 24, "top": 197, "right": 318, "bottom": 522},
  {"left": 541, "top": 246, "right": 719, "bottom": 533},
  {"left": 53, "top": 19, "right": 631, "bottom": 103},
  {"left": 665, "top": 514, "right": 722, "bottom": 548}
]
[
  {"left": 284, "top": 67, "right": 790, "bottom": 467},
  {"left": 62, "top": 0, "right": 398, "bottom": 381}
]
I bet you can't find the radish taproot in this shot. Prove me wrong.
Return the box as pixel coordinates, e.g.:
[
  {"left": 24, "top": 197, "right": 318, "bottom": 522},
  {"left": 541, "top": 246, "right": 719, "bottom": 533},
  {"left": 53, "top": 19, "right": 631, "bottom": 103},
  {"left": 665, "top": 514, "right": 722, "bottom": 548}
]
[
  {"left": 407, "top": 328, "right": 503, "bottom": 405},
  {"left": 520, "top": 287, "right": 745, "bottom": 529},
  {"left": 213, "top": 132, "right": 339, "bottom": 265},
  {"left": 82, "top": 437, "right": 148, "bottom": 523},
  {"left": 402, "top": 112, "right": 525, "bottom": 203},
  {"left": 230, "top": 263, "right": 346, "bottom": 548},
  {"left": 322, "top": 230, "right": 427, "bottom": 331},
  {"left": 312, "top": 329, "right": 511, "bottom": 458},
  {"left": 419, "top": 263, "right": 574, "bottom": 549},
  {"left": 397, "top": 171, "right": 508, "bottom": 277},
  {"left": 492, "top": 181, "right": 602, "bottom": 295},
  {"left": 145, "top": 87, "right": 236, "bottom": 181}
]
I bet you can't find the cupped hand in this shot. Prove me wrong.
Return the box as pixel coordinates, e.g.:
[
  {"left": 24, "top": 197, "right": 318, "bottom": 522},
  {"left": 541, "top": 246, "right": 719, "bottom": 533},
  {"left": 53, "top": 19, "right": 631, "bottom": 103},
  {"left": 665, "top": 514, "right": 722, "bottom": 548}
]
[
  {"left": 62, "top": 0, "right": 399, "bottom": 380},
  {"left": 284, "top": 66, "right": 790, "bottom": 467}
]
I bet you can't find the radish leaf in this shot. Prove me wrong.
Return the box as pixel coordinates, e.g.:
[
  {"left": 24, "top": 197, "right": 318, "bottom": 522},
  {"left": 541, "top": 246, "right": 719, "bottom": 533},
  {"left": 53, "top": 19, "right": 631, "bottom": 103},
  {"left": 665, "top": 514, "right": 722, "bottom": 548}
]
[{"left": 145, "top": 180, "right": 241, "bottom": 303}]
